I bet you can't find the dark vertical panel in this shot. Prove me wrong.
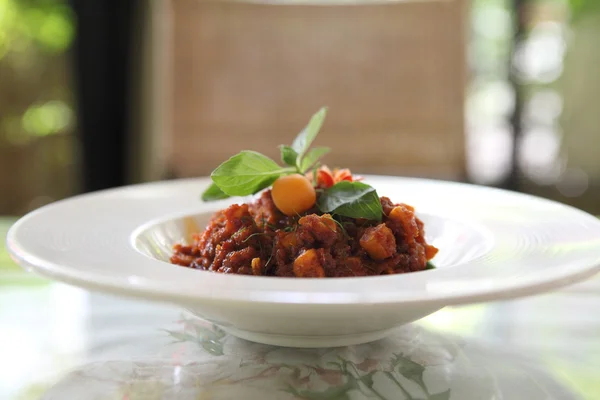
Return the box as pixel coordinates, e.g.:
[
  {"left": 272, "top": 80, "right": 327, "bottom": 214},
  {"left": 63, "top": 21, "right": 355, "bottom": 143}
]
[
  {"left": 502, "top": 0, "right": 527, "bottom": 191},
  {"left": 68, "top": 1, "right": 138, "bottom": 192}
]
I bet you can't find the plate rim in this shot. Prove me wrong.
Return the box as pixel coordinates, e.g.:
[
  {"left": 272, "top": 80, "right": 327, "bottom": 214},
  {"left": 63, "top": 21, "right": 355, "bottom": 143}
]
[{"left": 7, "top": 175, "right": 600, "bottom": 306}]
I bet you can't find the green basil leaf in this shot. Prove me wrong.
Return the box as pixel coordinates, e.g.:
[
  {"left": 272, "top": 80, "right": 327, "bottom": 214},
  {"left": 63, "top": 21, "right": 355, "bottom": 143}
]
[
  {"left": 426, "top": 261, "right": 436, "bottom": 270},
  {"left": 300, "top": 146, "right": 330, "bottom": 173},
  {"left": 211, "top": 150, "right": 290, "bottom": 196},
  {"left": 291, "top": 107, "right": 327, "bottom": 162},
  {"left": 318, "top": 181, "right": 383, "bottom": 221},
  {"left": 201, "top": 182, "right": 231, "bottom": 201},
  {"left": 279, "top": 145, "right": 298, "bottom": 167}
]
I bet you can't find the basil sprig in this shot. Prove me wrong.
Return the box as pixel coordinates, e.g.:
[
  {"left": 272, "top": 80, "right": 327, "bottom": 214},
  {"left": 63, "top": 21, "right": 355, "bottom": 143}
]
[
  {"left": 201, "top": 182, "right": 231, "bottom": 201},
  {"left": 202, "top": 107, "right": 330, "bottom": 199},
  {"left": 211, "top": 151, "right": 295, "bottom": 196},
  {"left": 200, "top": 107, "right": 384, "bottom": 221},
  {"left": 317, "top": 181, "right": 383, "bottom": 221},
  {"left": 279, "top": 145, "right": 299, "bottom": 167},
  {"left": 290, "top": 107, "right": 327, "bottom": 171},
  {"left": 300, "top": 146, "right": 331, "bottom": 173}
]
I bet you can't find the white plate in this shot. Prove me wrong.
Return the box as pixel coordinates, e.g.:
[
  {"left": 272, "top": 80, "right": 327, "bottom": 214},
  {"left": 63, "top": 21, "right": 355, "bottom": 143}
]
[{"left": 7, "top": 176, "right": 600, "bottom": 347}]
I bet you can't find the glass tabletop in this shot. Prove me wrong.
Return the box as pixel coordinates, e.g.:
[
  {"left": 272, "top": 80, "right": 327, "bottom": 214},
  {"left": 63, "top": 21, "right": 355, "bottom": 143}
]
[{"left": 2, "top": 217, "right": 599, "bottom": 400}]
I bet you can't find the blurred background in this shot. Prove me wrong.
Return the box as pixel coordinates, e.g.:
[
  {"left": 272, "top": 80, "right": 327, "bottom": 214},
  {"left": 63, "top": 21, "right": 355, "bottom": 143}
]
[
  {"left": 1, "top": 1, "right": 600, "bottom": 398},
  {"left": 1, "top": 0, "right": 599, "bottom": 216}
]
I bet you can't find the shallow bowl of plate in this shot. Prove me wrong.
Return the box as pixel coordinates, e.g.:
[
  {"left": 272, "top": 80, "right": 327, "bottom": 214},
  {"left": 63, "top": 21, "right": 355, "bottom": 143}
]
[{"left": 7, "top": 176, "right": 600, "bottom": 347}]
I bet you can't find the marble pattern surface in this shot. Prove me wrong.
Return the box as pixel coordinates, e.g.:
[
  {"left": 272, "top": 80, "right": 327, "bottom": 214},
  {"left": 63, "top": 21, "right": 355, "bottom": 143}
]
[{"left": 1, "top": 218, "right": 599, "bottom": 399}]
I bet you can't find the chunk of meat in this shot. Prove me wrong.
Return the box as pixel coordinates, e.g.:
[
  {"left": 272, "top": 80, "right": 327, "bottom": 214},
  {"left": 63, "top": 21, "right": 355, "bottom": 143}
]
[
  {"left": 298, "top": 213, "right": 338, "bottom": 247},
  {"left": 249, "top": 191, "right": 283, "bottom": 230},
  {"left": 360, "top": 224, "right": 397, "bottom": 260},
  {"left": 388, "top": 205, "right": 419, "bottom": 246},
  {"left": 218, "top": 246, "right": 257, "bottom": 274},
  {"left": 414, "top": 218, "right": 438, "bottom": 260},
  {"left": 293, "top": 249, "right": 326, "bottom": 277},
  {"left": 280, "top": 231, "right": 299, "bottom": 250},
  {"left": 380, "top": 196, "right": 396, "bottom": 216},
  {"left": 170, "top": 245, "right": 195, "bottom": 266},
  {"left": 193, "top": 204, "right": 253, "bottom": 260},
  {"left": 223, "top": 204, "right": 251, "bottom": 234}
]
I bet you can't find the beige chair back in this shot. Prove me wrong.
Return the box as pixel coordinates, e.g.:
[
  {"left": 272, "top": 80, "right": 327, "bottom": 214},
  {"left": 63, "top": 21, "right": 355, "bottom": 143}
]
[{"left": 139, "top": 0, "right": 467, "bottom": 181}]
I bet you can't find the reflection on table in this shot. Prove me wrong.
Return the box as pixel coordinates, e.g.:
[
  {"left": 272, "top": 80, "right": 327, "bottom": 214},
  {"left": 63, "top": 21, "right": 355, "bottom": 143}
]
[{"left": 1, "top": 218, "right": 599, "bottom": 399}]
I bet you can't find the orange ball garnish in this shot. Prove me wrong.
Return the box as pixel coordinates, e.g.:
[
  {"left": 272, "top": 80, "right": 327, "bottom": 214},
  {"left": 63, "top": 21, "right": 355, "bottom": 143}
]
[{"left": 272, "top": 174, "right": 317, "bottom": 216}]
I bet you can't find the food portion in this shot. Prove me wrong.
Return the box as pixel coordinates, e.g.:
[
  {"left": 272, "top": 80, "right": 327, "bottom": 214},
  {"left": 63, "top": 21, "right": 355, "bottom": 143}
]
[
  {"left": 172, "top": 189, "right": 437, "bottom": 277},
  {"left": 171, "top": 107, "right": 438, "bottom": 277}
]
